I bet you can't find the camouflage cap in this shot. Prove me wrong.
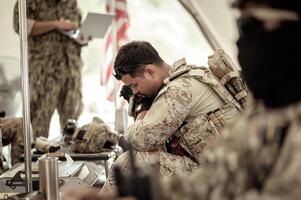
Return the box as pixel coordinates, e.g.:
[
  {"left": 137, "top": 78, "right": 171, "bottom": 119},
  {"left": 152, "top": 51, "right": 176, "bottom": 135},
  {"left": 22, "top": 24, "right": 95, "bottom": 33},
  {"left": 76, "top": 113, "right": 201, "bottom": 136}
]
[{"left": 71, "top": 117, "right": 118, "bottom": 153}]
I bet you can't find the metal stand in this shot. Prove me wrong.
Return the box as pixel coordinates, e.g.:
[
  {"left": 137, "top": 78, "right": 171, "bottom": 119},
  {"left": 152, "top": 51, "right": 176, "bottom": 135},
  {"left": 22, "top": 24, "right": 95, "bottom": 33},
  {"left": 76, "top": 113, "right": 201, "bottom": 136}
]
[{"left": 18, "top": 0, "right": 33, "bottom": 192}]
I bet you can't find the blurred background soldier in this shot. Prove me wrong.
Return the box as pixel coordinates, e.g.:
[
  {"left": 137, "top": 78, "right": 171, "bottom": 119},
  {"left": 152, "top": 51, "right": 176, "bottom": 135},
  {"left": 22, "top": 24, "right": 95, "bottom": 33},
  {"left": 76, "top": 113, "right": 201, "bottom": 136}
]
[
  {"left": 159, "top": 0, "right": 301, "bottom": 199},
  {"left": 13, "top": 0, "right": 84, "bottom": 138},
  {"left": 0, "top": 117, "right": 24, "bottom": 173},
  {"left": 100, "top": 41, "right": 245, "bottom": 193}
]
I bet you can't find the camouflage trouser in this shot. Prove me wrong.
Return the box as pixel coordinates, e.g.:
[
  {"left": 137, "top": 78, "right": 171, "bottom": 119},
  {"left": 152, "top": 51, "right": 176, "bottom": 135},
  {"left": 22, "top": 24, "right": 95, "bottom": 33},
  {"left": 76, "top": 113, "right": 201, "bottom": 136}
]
[
  {"left": 100, "top": 151, "right": 198, "bottom": 194},
  {"left": 29, "top": 58, "right": 83, "bottom": 138},
  {"left": 0, "top": 118, "right": 24, "bottom": 166}
]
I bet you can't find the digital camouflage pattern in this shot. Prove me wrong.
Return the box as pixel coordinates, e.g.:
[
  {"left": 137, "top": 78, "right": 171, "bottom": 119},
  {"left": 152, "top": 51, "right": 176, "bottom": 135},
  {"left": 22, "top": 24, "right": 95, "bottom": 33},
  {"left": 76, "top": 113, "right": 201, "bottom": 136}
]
[
  {"left": 164, "top": 102, "right": 301, "bottom": 200},
  {"left": 101, "top": 150, "right": 198, "bottom": 194},
  {"left": 13, "top": 0, "right": 83, "bottom": 138},
  {"left": 71, "top": 117, "right": 118, "bottom": 153},
  {"left": 100, "top": 58, "right": 240, "bottom": 193},
  {"left": 0, "top": 118, "right": 24, "bottom": 168}
]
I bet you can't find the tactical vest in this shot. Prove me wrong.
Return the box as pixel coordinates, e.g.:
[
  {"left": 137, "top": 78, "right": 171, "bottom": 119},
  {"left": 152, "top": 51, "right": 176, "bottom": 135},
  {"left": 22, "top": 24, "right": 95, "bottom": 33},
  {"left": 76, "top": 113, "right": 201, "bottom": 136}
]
[
  {"left": 155, "top": 62, "right": 244, "bottom": 120},
  {"left": 159, "top": 52, "right": 248, "bottom": 163},
  {"left": 208, "top": 49, "right": 248, "bottom": 110}
]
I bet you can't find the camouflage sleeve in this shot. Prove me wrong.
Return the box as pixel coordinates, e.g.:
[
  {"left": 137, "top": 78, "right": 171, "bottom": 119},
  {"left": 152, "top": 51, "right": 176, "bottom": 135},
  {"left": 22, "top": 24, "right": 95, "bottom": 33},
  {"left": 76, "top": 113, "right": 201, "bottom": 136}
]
[
  {"left": 163, "top": 114, "right": 301, "bottom": 200},
  {"left": 124, "top": 77, "right": 192, "bottom": 151},
  {"left": 13, "top": 0, "right": 37, "bottom": 35}
]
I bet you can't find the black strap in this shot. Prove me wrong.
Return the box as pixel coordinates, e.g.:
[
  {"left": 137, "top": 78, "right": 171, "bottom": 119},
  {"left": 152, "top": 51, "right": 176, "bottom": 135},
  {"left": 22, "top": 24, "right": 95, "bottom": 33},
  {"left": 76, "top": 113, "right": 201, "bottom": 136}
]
[{"left": 76, "top": 129, "right": 86, "bottom": 140}]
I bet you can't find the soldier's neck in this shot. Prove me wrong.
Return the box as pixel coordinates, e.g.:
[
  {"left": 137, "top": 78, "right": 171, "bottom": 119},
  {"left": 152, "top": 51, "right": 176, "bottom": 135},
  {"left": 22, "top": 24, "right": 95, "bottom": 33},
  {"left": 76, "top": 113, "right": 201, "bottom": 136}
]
[{"left": 161, "top": 63, "right": 171, "bottom": 81}]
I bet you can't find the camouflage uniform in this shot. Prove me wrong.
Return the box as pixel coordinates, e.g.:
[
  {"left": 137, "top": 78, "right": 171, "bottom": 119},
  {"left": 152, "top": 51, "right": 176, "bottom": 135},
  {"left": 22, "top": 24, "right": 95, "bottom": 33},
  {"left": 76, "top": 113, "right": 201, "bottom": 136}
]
[
  {"left": 101, "top": 58, "right": 240, "bottom": 193},
  {"left": 13, "top": 0, "right": 83, "bottom": 138},
  {"left": 0, "top": 118, "right": 24, "bottom": 169},
  {"left": 164, "top": 102, "right": 301, "bottom": 200}
]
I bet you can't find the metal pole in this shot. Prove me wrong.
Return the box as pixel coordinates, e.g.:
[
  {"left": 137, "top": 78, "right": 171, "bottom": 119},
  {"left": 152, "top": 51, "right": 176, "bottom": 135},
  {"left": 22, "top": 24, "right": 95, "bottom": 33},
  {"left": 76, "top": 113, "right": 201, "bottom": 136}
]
[
  {"left": 178, "top": 0, "right": 240, "bottom": 70},
  {"left": 18, "top": 0, "right": 33, "bottom": 192}
]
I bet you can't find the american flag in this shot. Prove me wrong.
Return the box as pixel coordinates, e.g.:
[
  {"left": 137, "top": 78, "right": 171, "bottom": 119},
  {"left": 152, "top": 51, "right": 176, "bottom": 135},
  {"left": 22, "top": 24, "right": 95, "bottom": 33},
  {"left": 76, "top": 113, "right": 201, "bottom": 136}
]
[{"left": 101, "top": 0, "right": 129, "bottom": 107}]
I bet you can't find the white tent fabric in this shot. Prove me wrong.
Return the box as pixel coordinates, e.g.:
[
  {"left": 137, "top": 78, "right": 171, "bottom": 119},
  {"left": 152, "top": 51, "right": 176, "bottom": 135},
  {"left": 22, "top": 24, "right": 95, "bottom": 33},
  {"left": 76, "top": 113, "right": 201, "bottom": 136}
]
[{"left": 191, "top": 0, "right": 239, "bottom": 60}]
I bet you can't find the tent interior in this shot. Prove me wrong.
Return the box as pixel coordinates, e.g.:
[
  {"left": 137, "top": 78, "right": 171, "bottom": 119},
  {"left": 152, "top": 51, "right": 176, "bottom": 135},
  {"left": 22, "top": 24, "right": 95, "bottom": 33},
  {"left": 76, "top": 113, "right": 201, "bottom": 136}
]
[
  {"left": 0, "top": 0, "right": 239, "bottom": 138},
  {"left": 0, "top": 0, "right": 246, "bottom": 197}
]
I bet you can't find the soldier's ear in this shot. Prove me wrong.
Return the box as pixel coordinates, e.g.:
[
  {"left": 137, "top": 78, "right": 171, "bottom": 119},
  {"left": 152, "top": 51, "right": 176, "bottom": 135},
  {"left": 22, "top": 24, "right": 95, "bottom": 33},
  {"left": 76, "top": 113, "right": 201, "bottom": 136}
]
[{"left": 144, "top": 65, "right": 155, "bottom": 78}]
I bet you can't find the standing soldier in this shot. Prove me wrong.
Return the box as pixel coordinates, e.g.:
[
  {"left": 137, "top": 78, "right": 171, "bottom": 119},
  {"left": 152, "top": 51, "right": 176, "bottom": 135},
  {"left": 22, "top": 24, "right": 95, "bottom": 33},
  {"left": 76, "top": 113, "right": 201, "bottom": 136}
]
[{"left": 13, "top": 0, "right": 84, "bottom": 138}]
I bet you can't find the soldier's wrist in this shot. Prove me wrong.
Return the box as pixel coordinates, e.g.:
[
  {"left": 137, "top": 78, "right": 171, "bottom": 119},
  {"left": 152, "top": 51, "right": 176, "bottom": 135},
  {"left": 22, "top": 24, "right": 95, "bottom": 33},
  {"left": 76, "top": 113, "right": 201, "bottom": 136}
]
[{"left": 53, "top": 20, "right": 60, "bottom": 29}]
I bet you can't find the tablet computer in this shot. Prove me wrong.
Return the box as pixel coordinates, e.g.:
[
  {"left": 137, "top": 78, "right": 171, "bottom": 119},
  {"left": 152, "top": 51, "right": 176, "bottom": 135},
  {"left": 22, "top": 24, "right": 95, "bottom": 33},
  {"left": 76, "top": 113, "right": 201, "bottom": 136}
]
[
  {"left": 61, "top": 12, "right": 114, "bottom": 39},
  {"left": 80, "top": 12, "right": 114, "bottom": 38}
]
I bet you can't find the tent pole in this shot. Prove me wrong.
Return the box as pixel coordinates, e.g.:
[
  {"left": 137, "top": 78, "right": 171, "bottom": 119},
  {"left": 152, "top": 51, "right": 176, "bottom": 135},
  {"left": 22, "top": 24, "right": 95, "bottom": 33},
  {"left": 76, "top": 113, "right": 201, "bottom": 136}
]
[
  {"left": 18, "top": 0, "right": 33, "bottom": 192},
  {"left": 178, "top": 0, "right": 221, "bottom": 51}
]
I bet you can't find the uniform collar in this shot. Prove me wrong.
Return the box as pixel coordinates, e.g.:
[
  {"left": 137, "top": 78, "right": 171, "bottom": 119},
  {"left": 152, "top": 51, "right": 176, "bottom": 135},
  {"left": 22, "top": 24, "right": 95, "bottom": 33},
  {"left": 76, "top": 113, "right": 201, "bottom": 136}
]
[
  {"left": 168, "top": 58, "right": 187, "bottom": 76},
  {"left": 164, "top": 58, "right": 190, "bottom": 85}
]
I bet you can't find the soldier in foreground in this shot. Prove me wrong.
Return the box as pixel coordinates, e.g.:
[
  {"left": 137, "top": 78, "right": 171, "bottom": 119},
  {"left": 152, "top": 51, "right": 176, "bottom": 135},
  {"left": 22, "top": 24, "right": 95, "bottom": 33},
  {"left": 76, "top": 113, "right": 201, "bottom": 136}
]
[
  {"left": 100, "top": 40, "right": 247, "bottom": 193},
  {"left": 159, "top": 0, "right": 301, "bottom": 199}
]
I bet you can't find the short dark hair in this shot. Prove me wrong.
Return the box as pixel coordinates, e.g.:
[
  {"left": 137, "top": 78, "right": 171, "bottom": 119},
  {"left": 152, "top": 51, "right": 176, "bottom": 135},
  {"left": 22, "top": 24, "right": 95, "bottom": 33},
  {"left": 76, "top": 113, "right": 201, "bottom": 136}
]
[{"left": 113, "top": 41, "right": 164, "bottom": 79}]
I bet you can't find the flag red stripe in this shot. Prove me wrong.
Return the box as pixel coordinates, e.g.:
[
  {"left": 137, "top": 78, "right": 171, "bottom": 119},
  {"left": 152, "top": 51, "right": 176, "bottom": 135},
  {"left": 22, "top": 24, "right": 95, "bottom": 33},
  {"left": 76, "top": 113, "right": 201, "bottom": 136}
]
[
  {"left": 102, "top": 0, "right": 129, "bottom": 108},
  {"left": 116, "top": 10, "right": 128, "bottom": 19},
  {"left": 104, "top": 32, "right": 112, "bottom": 52},
  {"left": 105, "top": 62, "right": 113, "bottom": 84}
]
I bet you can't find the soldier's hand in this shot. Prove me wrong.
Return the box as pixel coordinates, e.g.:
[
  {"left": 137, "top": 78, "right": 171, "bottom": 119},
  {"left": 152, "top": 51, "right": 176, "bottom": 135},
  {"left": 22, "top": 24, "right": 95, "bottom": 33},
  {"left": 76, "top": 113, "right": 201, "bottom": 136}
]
[
  {"left": 54, "top": 20, "right": 77, "bottom": 31},
  {"left": 73, "top": 34, "right": 92, "bottom": 46}
]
